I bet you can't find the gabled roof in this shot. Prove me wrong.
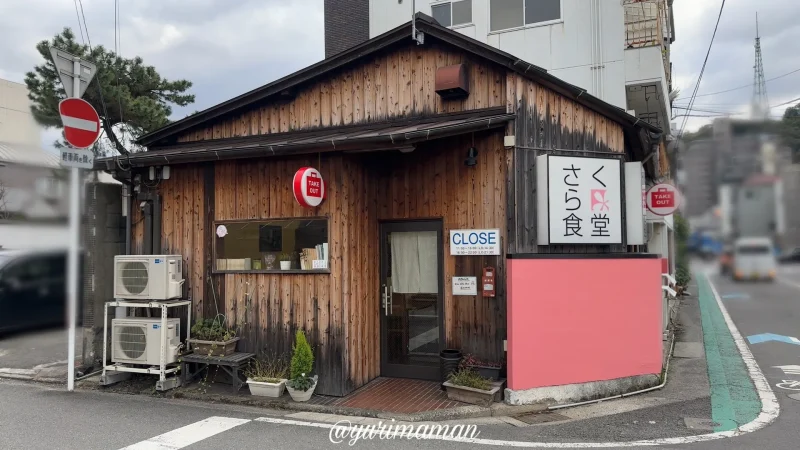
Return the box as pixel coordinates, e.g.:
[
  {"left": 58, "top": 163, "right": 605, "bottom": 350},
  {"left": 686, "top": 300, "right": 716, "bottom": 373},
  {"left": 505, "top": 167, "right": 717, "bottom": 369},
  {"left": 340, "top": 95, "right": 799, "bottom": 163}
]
[
  {"left": 139, "top": 13, "right": 660, "bottom": 147},
  {"left": 0, "top": 141, "right": 61, "bottom": 168}
]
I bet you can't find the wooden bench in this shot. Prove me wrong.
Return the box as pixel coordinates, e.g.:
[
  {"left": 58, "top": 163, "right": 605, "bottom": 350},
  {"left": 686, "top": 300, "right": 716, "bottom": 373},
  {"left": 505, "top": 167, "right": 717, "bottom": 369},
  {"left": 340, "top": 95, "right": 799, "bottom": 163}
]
[{"left": 180, "top": 352, "right": 255, "bottom": 393}]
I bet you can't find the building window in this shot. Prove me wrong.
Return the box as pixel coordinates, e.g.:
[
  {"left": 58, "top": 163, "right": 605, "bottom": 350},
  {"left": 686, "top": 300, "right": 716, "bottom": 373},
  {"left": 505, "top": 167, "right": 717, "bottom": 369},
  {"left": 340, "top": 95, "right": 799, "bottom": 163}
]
[
  {"left": 431, "top": 0, "right": 472, "bottom": 28},
  {"left": 490, "top": 0, "right": 561, "bottom": 32},
  {"left": 214, "top": 218, "right": 329, "bottom": 273}
]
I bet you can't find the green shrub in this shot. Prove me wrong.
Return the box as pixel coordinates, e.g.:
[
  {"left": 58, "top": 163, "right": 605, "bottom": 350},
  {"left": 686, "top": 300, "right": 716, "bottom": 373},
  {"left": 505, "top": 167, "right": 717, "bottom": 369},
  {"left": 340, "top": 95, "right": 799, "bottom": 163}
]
[
  {"left": 447, "top": 368, "right": 491, "bottom": 391},
  {"left": 190, "top": 319, "right": 236, "bottom": 341},
  {"left": 245, "top": 352, "right": 289, "bottom": 382},
  {"left": 290, "top": 330, "right": 314, "bottom": 379},
  {"left": 287, "top": 374, "right": 315, "bottom": 391},
  {"left": 676, "top": 266, "right": 692, "bottom": 287}
]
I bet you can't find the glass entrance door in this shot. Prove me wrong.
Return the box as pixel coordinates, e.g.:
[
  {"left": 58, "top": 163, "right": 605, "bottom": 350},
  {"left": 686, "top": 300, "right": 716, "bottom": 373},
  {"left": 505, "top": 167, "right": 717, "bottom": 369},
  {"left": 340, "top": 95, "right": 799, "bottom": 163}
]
[{"left": 379, "top": 220, "right": 444, "bottom": 380}]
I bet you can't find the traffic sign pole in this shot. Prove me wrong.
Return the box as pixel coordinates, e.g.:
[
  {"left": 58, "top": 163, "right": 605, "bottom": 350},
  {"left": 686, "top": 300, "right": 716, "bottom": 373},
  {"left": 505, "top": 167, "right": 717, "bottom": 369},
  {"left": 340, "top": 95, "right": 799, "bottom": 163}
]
[{"left": 66, "top": 58, "right": 81, "bottom": 392}]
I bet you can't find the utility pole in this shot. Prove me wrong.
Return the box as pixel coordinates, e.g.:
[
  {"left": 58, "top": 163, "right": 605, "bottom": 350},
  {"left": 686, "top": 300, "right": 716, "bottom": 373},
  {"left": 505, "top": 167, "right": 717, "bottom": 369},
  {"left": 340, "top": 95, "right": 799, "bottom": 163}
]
[{"left": 49, "top": 48, "right": 98, "bottom": 392}]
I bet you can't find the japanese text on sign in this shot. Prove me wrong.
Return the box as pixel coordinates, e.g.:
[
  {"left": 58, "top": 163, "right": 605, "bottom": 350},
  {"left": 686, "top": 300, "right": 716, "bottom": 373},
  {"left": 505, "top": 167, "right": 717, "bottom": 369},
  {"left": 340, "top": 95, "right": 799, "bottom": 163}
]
[
  {"left": 548, "top": 156, "right": 622, "bottom": 244},
  {"left": 60, "top": 149, "right": 94, "bottom": 169},
  {"left": 452, "top": 277, "right": 478, "bottom": 296}
]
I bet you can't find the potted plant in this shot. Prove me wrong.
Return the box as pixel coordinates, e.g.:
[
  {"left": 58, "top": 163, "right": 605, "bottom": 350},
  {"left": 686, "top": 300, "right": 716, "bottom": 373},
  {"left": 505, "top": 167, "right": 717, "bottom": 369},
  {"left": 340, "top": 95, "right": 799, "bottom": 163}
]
[
  {"left": 459, "top": 354, "right": 503, "bottom": 380},
  {"left": 278, "top": 252, "right": 295, "bottom": 270},
  {"left": 442, "top": 368, "right": 504, "bottom": 407},
  {"left": 286, "top": 330, "right": 317, "bottom": 401},
  {"left": 245, "top": 353, "right": 290, "bottom": 397},
  {"left": 187, "top": 318, "right": 240, "bottom": 356}
]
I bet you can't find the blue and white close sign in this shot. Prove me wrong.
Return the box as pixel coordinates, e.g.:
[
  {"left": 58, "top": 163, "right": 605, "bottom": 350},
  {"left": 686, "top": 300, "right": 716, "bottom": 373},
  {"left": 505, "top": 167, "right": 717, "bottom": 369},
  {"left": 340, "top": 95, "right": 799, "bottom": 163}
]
[{"left": 449, "top": 229, "right": 501, "bottom": 255}]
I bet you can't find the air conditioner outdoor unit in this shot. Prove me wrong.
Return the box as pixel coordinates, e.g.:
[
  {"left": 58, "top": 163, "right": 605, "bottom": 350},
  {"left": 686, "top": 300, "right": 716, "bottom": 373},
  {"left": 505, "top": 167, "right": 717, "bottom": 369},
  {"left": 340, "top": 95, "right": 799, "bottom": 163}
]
[
  {"left": 111, "top": 317, "right": 181, "bottom": 366},
  {"left": 114, "top": 255, "right": 184, "bottom": 300}
]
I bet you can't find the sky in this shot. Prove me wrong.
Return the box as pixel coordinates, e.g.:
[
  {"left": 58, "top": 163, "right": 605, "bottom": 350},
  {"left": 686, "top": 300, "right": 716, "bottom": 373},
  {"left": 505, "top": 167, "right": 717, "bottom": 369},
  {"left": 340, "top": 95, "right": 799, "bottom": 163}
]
[{"left": 0, "top": 0, "right": 798, "bottom": 148}]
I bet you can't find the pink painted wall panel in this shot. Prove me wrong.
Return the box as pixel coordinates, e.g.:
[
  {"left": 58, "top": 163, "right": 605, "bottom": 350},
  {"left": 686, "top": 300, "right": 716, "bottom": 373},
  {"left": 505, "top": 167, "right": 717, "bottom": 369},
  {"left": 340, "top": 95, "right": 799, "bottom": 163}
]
[{"left": 507, "top": 257, "right": 663, "bottom": 391}]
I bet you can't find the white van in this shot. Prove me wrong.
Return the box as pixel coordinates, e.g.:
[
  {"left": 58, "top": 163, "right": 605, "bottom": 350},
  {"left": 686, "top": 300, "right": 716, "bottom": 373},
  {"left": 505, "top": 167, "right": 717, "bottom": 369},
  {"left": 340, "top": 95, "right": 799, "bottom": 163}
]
[{"left": 733, "top": 237, "right": 776, "bottom": 281}]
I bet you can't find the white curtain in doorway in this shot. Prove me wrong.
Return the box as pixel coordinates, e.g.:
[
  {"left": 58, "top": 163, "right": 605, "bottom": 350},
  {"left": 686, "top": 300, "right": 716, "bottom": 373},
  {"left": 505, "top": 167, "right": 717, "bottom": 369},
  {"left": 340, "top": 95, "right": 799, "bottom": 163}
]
[{"left": 390, "top": 231, "right": 438, "bottom": 294}]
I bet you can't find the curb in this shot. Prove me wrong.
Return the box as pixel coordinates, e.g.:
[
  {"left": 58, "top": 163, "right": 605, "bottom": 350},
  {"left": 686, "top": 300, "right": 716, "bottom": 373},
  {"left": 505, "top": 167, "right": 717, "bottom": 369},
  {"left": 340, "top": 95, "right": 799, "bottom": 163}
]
[{"left": 74, "top": 377, "right": 549, "bottom": 422}]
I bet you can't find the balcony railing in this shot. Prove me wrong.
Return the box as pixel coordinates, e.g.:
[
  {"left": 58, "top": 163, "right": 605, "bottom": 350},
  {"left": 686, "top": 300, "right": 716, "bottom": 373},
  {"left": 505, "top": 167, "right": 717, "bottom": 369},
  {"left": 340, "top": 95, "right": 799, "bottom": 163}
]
[{"left": 624, "top": 0, "right": 672, "bottom": 92}]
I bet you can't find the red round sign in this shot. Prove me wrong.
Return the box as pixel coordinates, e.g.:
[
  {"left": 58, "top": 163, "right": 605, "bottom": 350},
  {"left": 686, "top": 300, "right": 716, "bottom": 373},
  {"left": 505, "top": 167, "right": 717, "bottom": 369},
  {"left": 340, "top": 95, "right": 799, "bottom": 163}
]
[
  {"left": 293, "top": 167, "right": 326, "bottom": 208},
  {"left": 59, "top": 98, "right": 101, "bottom": 149},
  {"left": 646, "top": 183, "right": 681, "bottom": 216}
]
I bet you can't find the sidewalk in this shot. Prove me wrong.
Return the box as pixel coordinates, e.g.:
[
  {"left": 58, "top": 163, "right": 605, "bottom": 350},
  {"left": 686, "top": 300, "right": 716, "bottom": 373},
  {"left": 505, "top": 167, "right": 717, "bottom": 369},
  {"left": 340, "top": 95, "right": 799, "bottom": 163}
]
[{"left": 0, "top": 327, "right": 81, "bottom": 383}]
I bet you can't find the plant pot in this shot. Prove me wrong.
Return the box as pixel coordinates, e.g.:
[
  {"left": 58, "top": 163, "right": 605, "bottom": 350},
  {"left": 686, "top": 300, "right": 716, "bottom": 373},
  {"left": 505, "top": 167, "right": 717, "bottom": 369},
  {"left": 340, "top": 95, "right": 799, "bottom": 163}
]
[
  {"left": 286, "top": 377, "right": 317, "bottom": 402},
  {"left": 440, "top": 349, "right": 462, "bottom": 383},
  {"left": 187, "top": 337, "right": 240, "bottom": 356},
  {"left": 247, "top": 378, "right": 287, "bottom": 397},
  {"left": 280, "top": 261, "right": 291, "bottom": 270},
  {"left": 466, "top": 365, "right": 502, "bottom": 381},
  {"left": 443, "top": 379, "right": 505, "bottom": 407}
]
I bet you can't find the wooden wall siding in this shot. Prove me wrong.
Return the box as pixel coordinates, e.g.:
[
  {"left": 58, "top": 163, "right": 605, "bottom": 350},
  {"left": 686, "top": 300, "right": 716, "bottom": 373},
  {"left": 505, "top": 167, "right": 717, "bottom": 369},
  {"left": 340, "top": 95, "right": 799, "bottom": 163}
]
[
  {"left": 208, "top": 154, "right": 378, "bottom": 396},
  {"left": 506, "top": 75, "right": 627, "bottom": 254},
  {"left": 156, "top": 165, "right": 206, "bottom": 321},
  {"left": 370, "top": 131, "right": 508, "bottom": 361},
  {"left": 174, "top": 44, "right": 507, "bottom": 144}
]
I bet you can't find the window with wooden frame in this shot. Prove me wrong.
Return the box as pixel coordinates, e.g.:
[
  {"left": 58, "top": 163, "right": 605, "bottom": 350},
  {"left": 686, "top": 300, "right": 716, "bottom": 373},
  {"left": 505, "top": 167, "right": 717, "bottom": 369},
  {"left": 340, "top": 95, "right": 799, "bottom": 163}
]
[
  {"left": 213, "top": 218, "right": 329, "bottom": 273},
  {"left": 431, "top": 0, "right": 473, "bottom": 28}
]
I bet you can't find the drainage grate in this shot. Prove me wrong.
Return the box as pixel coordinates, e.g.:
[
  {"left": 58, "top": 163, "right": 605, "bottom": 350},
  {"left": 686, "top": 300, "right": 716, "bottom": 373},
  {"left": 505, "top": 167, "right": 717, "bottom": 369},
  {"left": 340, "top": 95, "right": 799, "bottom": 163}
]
[{"left": 515, "top": 412, "right": 570, "bottom": 425}]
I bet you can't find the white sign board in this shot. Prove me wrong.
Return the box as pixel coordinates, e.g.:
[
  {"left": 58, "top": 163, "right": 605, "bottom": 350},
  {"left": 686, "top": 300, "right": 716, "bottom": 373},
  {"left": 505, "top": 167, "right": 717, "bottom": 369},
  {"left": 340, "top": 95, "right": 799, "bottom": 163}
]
[
  {"left": 546, "top": 156, "right": 622, "bottom": 244},
  {"left": 452, "top": 276, "right": 477, "bottom": 296},
  {"left": 312, "top": 259, "right": 328, "bottom": 269},
  {"left": 60, "top": 148, "right": 94, "bottom": 169},
  {"left": 449, "top": 229, "right": 500, "bottom": 255},
  {"left": 624, "top": 162, "right": 645, "bottom": 245},
  {"left": 49, "top": 48, "right": 97, "bottom": 99}
]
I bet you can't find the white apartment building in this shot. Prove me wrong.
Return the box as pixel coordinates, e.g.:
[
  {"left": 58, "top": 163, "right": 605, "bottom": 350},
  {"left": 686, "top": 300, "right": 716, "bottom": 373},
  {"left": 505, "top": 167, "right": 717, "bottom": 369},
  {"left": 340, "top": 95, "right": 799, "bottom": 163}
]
[
  {"left": 0, "top": 79, "right": 41, "bottom": 146},
  {"left": 326, "top": 0, "right": 675, "bottom": 136}
]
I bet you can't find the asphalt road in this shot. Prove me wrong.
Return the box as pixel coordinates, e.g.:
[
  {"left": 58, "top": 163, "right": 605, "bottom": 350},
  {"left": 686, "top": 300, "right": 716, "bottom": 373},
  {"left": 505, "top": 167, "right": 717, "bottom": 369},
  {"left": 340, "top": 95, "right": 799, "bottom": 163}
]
[{"left": 0, "top": 265, "right": 798, "bottom": 450}]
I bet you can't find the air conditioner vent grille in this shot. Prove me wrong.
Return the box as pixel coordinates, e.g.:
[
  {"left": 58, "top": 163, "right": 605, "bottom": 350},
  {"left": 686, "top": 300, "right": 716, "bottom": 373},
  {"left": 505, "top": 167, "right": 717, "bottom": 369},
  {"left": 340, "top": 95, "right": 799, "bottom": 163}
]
[
  {"left": 120, "top": 261, "right": 149, "bottom": 295},
  {"left": 117, "top": 325, "right": 147, "bottom": 359}
]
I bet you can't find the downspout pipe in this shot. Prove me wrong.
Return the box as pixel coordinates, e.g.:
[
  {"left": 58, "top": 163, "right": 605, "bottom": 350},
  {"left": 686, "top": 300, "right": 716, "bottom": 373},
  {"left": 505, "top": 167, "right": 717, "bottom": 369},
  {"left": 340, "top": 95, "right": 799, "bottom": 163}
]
[{"left": 548, "top": 332, "right": 676, "bottom": 411}]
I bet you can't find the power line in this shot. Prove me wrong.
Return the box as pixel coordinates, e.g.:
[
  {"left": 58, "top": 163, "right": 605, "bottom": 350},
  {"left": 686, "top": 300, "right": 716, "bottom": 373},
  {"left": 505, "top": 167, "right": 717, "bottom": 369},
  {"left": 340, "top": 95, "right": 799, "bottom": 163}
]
[
  {"left": 771, "top": 96, "right": 800, "bottom": 108},
  {"left": 675, "top": 67, "right": 800, "bottom": 101},
  {"left": 72, "top": 0, "right": 85, "bottom": 45},
  {"left": 678, "top": 0, "right": 727, "bottom": 139}
]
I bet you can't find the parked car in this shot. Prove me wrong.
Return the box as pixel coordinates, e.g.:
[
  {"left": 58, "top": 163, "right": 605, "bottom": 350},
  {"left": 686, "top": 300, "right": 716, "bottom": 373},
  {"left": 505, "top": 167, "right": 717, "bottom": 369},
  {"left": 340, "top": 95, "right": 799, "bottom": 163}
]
[
  {"left": 732, "top": 237, "right": 776, "bottom": 282},
  {"left": 0, "top": 249, "right": 81, "bottom": 334},
  {"left": 779, "top": 248, "right": 800, "bottom": 264}
]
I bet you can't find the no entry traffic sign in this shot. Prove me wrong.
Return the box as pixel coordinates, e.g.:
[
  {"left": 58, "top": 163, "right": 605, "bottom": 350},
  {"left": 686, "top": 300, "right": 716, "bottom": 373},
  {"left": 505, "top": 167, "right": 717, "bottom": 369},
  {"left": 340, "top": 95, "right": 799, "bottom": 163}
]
[{"left": 59, "top": 98, "right": 101, "bottom": 148}]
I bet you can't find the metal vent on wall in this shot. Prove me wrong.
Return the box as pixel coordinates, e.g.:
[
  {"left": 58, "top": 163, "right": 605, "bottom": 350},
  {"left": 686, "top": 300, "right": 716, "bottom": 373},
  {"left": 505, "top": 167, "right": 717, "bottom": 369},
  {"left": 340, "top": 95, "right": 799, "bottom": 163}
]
[
  {"left": 117, "top": 326, "right": 147, "bottom": 359},
  {"left": 120, "top": 261, "right": 149, "bottom": 295}
]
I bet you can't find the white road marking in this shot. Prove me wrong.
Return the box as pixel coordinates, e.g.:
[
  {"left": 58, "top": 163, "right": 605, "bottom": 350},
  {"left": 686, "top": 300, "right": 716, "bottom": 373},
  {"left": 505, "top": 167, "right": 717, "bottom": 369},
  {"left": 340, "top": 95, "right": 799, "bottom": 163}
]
[
  {"left": 118, "top": 416, "right": 250, "bottom": 450},
  {"left": 61, "top": 115, "right": 98, "bottom": 132},
  {"left": 776, "top": 277, "right": 800, "bottom": 290},
  {"left": 775, "top": 365, "right": 800, "bottom": 376},
  {"left": 250, "top": 274, "right": 780, "bottom": 448}
]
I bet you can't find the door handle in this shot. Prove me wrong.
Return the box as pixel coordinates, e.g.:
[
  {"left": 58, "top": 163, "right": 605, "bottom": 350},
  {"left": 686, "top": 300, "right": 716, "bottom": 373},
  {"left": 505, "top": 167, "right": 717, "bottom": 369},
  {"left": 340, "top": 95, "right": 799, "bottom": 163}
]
[{"left": 382, "top": 284, "right": 393, "bottom": 316}]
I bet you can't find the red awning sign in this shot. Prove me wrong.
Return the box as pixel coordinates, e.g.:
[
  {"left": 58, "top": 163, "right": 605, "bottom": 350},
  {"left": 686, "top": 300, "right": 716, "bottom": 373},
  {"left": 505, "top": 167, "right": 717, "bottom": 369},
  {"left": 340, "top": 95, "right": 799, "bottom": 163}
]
[{"left": 59, "top": 98, "right": 101, "bottom": 149}]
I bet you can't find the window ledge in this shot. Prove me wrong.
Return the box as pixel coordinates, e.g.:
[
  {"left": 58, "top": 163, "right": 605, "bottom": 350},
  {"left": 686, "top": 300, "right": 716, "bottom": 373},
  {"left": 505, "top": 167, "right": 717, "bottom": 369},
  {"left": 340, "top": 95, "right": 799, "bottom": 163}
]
[
  {"left": 212, "top": 269, "right": 331, "bottom": 275},
  {"left": 450, "top": 23, "right": 474, "bottom": 30},
  {"left": 488, "top": 19, "right": 564, "bottom": 36}
]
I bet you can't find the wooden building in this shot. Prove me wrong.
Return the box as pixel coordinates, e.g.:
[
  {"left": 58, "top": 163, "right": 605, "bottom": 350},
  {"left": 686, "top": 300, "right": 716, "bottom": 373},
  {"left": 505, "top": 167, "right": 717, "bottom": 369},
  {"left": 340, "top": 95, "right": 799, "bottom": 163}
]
[{"left": 101, "top": 14, "right": 662, "bottom": 396}]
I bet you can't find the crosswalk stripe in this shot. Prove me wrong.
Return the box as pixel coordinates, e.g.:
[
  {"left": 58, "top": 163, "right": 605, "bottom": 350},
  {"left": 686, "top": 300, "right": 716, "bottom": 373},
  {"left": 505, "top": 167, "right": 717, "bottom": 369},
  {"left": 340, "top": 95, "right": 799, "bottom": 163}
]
[{"left": 118, "top": 416, "right": 250, "bottom": 450}]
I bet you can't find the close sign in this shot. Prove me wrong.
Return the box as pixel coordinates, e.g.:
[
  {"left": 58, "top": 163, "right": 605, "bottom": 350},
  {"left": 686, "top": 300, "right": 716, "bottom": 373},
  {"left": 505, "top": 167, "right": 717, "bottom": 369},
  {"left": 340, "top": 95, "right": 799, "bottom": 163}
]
[{"left": 449, "top": 229, "right": 500, "bottom": 255}]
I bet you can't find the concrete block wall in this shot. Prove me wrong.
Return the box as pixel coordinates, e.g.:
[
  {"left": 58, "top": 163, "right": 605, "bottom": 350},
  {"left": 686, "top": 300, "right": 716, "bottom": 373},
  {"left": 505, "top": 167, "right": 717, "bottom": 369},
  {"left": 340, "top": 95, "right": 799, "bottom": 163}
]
[{"left": 81, "top": 182, "right": 124, "bottom": 369}]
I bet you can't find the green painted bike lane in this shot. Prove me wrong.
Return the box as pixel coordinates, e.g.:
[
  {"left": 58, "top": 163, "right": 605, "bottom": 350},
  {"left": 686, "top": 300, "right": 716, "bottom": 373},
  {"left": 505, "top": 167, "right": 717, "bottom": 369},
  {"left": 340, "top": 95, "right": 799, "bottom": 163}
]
[{"left": 696, "top": 273, "right": 762, "bottom": 432}]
